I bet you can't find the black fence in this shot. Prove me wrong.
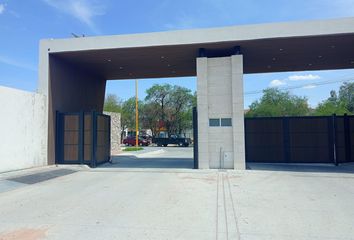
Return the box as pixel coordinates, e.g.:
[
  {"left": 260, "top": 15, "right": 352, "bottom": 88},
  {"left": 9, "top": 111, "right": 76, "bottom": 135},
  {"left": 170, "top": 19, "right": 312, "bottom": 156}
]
[
  {"left": 56, "top": 111, "right": 111, "bottom": 168},
  {"left": 245, "top": 114, "right": 354, "bottom": 164}
]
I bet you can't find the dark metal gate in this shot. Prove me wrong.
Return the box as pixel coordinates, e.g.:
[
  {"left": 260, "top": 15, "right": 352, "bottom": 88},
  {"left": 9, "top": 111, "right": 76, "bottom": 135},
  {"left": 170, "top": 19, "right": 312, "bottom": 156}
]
[
  {"left": 56, "top": 111, "right": 111, "bottom": 167},
  {"left": 245, "top": 114, "right": 354, "bottom": 164}
]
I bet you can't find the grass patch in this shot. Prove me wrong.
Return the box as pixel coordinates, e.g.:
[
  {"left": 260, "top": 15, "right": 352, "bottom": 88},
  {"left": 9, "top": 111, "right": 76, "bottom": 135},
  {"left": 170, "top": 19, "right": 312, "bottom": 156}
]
[{"left": 123, "top": 147, "right": 144, "bottom": 152}]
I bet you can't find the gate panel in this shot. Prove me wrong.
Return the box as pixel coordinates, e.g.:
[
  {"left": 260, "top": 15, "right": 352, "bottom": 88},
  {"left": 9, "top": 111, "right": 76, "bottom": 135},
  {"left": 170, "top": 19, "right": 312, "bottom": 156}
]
[
  {"left": 62, "top": 113, "right": 81, "bottom": 164},
  {"left": 96, "top": 114, "right": 111, "bottom": 165},
  {"left": 335, "top": 116, "right": 346, "bottom": 163},
  {"left": 288, "top": 117, "right": 332, "bottom": 163},
  {"left": 56, "top": 111, "right": 111, "bottom": 167},
  {"left": 83, "top": 113, "right": 92, "bottom": 164},
  {"left": 245, "top": 115, "right": 354, "bottom": 164},
  {"left": 245, "top": 118, "right": 284, "bottom": 163}
]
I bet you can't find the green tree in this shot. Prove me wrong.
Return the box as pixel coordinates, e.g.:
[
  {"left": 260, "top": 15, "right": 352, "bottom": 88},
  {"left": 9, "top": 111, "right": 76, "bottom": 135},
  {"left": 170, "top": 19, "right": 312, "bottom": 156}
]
[
  {"left": 246, "top": 88, "right": 310, "bottom": 117},
  {"left": 313, "top": 101, "right": 348, "bottom": 116},
  {"left": 167, "top": 86, "right": 194, "bottom": 135},
  {"left": 140, "top": 102, "right": 160, "bottom": 137},
  {"left": 145, "top": 84, "right": 172, "bottom": 122},
  {"left": 192, "top": 91, "right": 197, "bottom": 108},
  {"left": 103, "top": 94, "right": 122, "bottom": 113},
  {"left": 121, "top": 97, "right": 144, "bottom": 131},
  {"left": 339, "top": 82, "right": 354, "bottom": 113},
  {"left": 144, "top": 84, "right": 194, "bottom": 136},
  {"left": 313, "top": 83, "right": 353, "bottom": 116}
]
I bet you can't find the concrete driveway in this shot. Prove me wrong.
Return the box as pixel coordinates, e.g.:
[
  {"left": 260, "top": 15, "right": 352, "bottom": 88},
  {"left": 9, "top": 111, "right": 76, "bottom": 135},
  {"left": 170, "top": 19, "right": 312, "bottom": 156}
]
[
  {"left": 0, "top": 163, "right": 354, "bottom": 239},
  {"left": 104, "top": 146, "right": 194, "bottom": 169}
]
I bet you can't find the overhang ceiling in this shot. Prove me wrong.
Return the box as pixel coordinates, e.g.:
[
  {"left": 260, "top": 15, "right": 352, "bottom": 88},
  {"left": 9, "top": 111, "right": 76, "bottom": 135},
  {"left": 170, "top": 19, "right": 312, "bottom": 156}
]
[{"left": 51, "top": 33, "right": 354, "bottom": 80}]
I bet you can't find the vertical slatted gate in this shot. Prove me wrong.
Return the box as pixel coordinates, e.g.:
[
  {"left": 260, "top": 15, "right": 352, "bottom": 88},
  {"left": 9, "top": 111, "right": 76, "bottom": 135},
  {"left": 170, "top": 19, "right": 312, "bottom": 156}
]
[
  {"left": 56, "top": 111, "right": 111, "bottom": 167},
  {"left": 245, "top": 114, "right": 354, "bottom": 164}
]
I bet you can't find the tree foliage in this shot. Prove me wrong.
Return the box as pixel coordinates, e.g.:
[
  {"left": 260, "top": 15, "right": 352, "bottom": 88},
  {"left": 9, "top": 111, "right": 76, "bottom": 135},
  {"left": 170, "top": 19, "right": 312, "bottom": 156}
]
[
  {"left": 144, "top": 84, "right": 194, "bottom": 136},
  {"left": 121, "top": 97, "right": 144, "bottom": 131},
  {"left": 145, "top": 84, "right": 172, "bottom": 122},
  {"left": 103, "top": 94, "right": 122, "bottom": 113},
  {"left": 339, "top": 82, "right": 354, "bottom": 113},
  {"left": 246, "top": 88, "right": 310, "bottom": 117},
  {"left": 313, "top": 101, "right": 348, "bottom": 116},
  {"left": 140, "top": 102, "right": 160, "bottom": 137},
  {"left": 166, "top": 86, "right": 194, "bottom": 135},
  {"left": 313, "top": 82, "right": 353, "bottom": 116},
  {"left": 245, "top": 82, "right": 354, "bottom": 117},
  {"left": 104, "top": 84, "right": 194, "bottom": 138}
]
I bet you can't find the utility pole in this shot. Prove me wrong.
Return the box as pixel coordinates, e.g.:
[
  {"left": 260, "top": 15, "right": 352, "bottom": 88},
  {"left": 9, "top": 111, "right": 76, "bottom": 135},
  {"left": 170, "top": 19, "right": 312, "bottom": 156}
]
[{"left": 135, "top": 79, "right": 139, "bottom": 147}]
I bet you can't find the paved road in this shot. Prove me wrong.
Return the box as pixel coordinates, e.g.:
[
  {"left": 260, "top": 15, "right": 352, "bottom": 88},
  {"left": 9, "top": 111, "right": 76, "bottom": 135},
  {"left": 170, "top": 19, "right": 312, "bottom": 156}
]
[
  {"left": 0, "top": 164, "right": 354, "bottom": 239},
  {"left": 103, "top": 146, "right": 194, "bottom": 169}
]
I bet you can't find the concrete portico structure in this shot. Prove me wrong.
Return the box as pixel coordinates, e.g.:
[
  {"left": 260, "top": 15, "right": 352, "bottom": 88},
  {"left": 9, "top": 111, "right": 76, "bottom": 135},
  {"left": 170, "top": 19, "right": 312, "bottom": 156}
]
[{"left": 38, "top": 17, "right": 354, "bottom": 169}]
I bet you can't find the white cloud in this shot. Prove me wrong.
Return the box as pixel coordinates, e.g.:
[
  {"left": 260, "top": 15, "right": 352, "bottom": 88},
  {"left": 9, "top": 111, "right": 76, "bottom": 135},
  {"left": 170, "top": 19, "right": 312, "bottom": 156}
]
[
  {"left": 288, "top": 74, "right": 321, "bottom": 81},
  {"left": 42, "top": 0, "right": 105, "bottom": 33},
  {"left": 302, "top": 84, "right": 317, "bottom": 89},
  {"left": 0, "top": 4, "right": 5, "bottom": 14},
  {"left": 0, "top": 55, "right": 37, "bottom": 71},
  {"left": 269, "top": 79, "right": 286, "bottom": 87}
]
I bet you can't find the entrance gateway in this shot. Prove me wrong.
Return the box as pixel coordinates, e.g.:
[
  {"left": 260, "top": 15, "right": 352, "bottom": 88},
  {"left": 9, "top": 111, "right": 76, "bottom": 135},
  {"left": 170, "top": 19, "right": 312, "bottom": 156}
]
[{"left": 38, "top": 18, "right": 354, "bottom": 169}]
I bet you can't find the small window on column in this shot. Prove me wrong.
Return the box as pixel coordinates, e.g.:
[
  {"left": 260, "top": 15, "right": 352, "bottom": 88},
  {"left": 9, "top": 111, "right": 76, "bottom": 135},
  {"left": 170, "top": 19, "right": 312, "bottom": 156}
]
[
  {"left": 209, "top": 118, "right": 220, "bottom": 127},
  {"left": 221, "top": 118, "right": 232, "bottom": 127}
]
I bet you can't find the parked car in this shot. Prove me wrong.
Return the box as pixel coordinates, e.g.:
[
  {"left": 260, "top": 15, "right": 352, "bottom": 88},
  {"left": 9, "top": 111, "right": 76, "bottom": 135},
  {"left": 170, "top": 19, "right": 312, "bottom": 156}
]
[
  {"left": 123, "top": 136, "right": 150, "bottom": 146},
  {"left": 152, "top": 134, "right": 191, "bottom": 147},
  {"left": 139, "top": 134, "right": 153, "bottom": 145}
]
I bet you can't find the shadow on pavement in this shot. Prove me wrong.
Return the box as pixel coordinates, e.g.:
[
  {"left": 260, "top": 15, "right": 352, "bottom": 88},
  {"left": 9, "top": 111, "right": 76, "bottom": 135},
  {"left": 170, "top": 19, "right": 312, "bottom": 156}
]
[{"left": 247, "top": 162, "right": 354, "bottom": 174}]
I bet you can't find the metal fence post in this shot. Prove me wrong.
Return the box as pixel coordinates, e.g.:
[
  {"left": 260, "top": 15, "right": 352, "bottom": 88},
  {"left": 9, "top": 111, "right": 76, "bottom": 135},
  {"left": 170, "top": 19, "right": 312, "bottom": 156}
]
[
  {"left": 108, "top": 115, "right": 112, "bottom": 163},
  {"left": 91, "top": 111, "right": 97, "bottom": 168},
  {"left": 55, "top": 111, "right": 61, "bottom": 165},
  {"left": 244, "top": 118, "right": 248, "bottom": 164},
  {"left": 343, "top": 113, "right": 351, "bottom": 163},
  {"left": 331, "top": 114, "right": 338, "bottom": 166},
  {"left": 79, "top": 111, "right": 84, "bottom": 165}
]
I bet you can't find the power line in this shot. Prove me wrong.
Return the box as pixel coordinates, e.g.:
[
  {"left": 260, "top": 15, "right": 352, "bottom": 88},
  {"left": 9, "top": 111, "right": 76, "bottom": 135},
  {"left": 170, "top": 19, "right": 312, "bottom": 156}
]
[{"left": 244, "top": 76, "right": 354, "bottom": 96}]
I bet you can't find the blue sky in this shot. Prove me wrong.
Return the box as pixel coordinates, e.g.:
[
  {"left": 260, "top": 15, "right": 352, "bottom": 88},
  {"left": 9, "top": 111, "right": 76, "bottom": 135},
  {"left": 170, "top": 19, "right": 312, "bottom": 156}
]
[{"left": 0, "top": 0, "right": 354, "bottom": 108}]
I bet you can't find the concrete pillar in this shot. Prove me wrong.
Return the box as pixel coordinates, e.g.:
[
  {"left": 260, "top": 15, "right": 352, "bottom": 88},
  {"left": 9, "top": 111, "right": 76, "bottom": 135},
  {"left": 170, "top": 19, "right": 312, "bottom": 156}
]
[
  {"left": 196, "top": 55, "right": 245, "bottom": 170},
  {"left": 231, "top": 55, "right": 246, "bottom": 170},
  {"left": 196, "top": 58, "right": 209, "bottom": 169}
]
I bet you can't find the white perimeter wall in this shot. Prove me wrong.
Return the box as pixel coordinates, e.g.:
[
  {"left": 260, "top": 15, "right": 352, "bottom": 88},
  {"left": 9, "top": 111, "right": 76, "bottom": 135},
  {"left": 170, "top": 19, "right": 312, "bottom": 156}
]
[{"left": 0, "top": 86, "right": 47, "bottom": 173}]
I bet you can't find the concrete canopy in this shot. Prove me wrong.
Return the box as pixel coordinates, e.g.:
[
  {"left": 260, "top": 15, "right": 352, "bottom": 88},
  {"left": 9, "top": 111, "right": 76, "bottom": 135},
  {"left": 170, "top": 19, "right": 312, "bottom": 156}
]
[
  {"left": 39, "top": 17, "right": 354, "bottom": 167},
  {"left": 41, "top": 17, "right": 354, "bottom": 81}
]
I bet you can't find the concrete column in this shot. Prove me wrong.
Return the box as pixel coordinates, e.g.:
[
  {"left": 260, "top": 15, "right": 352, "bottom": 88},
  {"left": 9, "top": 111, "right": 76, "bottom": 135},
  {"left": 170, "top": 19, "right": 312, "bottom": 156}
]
[
  {"left": 196, "top": 57, "right": 209, "bottom": 169},
  {"left": 231, "top": 55, "right": 246, "bottom": 170},
  {"left": 196, "top": 55, "right": 245, "bottom": 170}
]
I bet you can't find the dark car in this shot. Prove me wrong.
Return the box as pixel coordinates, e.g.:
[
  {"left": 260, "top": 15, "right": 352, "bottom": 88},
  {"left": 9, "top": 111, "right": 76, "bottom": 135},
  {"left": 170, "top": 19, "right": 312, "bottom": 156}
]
[
  {"left": 152, "top": 134, "right": 191, "bottom": 147},
  {"left": 123, "top": 136, "right": 149, "bottom": 146}
]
